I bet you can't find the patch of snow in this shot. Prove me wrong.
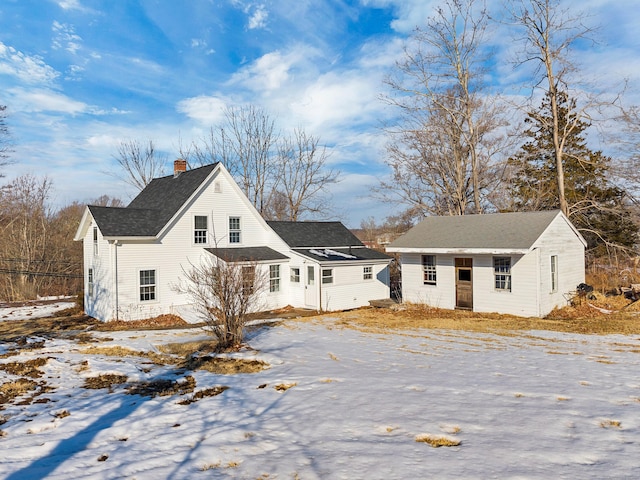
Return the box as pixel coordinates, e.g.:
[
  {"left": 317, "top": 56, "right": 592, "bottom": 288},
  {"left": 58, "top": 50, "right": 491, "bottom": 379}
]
[{"left": 0, "top": 313, "right": 639, "bottom": 478}]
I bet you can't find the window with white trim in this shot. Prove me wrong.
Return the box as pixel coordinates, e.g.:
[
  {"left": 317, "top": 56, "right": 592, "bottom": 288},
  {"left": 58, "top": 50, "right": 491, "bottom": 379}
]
[
  {"left": 139, "top": 269, "right": 156, "bottom": 301},
  {"left": 422, "top": 255, "right": 436, "bottom": 285},
  {"left": 88, "top": 268, "right": 94, "bottom": 297},
  {"left": 229, "top": 217, "right": 241, "bottom": 244},
  {"left": 242, "top": 266, "right": 255, "bottom": 294},
  {"left": 363, "top": 266, "right": 373, "bottom": 280},
  {"left": 194, "top": 215, "right": 208, "bottom": 244},
  {"left": 270, "top": 265, "right": 280, "bottom": 292},
  {"left": 290, "top": 267, "right": 300, "bottom": 283},
  {"left": 93, "top": 227, "right": 98, "bottom": 256},
  {"left": 494, "top": 257, "right": 511, "bottom": 291},
  {"left": 550, "top": 255, "right": 558, "bottom": 293},
  {"left": 322, "top": 268, "right": 333, "bottom": 284}
]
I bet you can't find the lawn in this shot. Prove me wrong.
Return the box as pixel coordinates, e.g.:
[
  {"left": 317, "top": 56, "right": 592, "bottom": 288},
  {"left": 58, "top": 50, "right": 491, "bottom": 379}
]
[{"left": 1, "top": 300, "right": 639, "bottom": 479}]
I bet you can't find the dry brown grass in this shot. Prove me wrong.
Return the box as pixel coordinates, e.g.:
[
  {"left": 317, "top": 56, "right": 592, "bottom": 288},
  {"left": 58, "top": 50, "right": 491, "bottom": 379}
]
[
  {"left": 178, "top": 385, "right": 229, "bottom": 405},
  {"left": 274, "top": 382, "right": 297, "bottom": 392},
  {"left": 83, "top": 374, "right": 128, "bottom": 390},
  {"left": 185, "top": 355, "right": 269, "bottom": 374},
  {"left": 298, "top": 301, "right": 640, "bottom": 336},
  {"left": 0, "top": 357, "right": 48, "bottom": 378},
  {"left": 0, "top": 378, "right": 39, "bottom": 405},
  {"left": 97, "top": 314, "right": 190, "bottom": 331},
  {"left": 79, "top": 346, "right": 174, "bottom": 365},
  {"left": 127, "top": 375, "right": 196, "bottom": 398},
  {"left": 415, "top": 434, "right": 461, "bottom": 447}
]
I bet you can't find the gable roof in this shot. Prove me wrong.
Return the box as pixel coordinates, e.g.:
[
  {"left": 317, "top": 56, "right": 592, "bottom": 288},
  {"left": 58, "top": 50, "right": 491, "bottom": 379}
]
[
  {"left": 387, "top": 210, "right": 584, "bottom": 253},
  {"left": 89, "top": 164, "right": 218, "bottom": 238},
  {"left": 267, "top": 221, "right": 364, "bottom": 248}
]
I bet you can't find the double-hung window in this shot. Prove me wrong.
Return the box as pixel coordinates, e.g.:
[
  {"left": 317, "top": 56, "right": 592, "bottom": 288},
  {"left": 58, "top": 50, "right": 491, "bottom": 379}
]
[
  {"left": 550, "top": 255, "right": 558, "bottom": 293},
  {"left": 494, "top": 257, "right": 511, "bottom": 291},
  {"left": 194, "top": 216, "right": 208, "bottom": 244},
  {"left": 93, "top": 227, "right": 98, "bottom": 256},
  {"left": 88, "top": 268, "right": 94, "bottom": 297},
  {"left": 270, "top": 265, "right": 280, "bottom": 292},
  {"left": 139, "top": 269, "right": 156, "bottom": 301},
  {"left": 422, "top": 255, "right": 436, "bottom": 285},
  {"left": 229, "top": 217, "right": 241, "bottom": 244},
  {"left": 242, "top": 266, "right": 255, "bottom": 294},
  {"left": 290, "top": 267, "right": 300, "bottom": 283},
  {"left": 322, "top": 268, "right": 333, "bottom": 284}
]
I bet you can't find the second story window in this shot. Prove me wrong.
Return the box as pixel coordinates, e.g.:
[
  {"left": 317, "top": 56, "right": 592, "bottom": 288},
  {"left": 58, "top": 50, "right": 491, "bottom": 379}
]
[
  {"left": 93, "top": 227, "right": 98, "bottom": 256},
  {"left": 194, "top": 215, "right": 208, "bottom": 244},
  {"left": 229, "top": 217, "right": 241, "bottom": 244}
]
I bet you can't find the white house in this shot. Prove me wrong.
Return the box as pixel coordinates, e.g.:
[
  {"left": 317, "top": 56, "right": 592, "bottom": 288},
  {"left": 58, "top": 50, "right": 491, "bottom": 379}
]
[
  {"left": 74, "top": 160, "right": 391, "bottom": 322},
  {"left": 386, "top": 211, "right": 586, "bottom": 317}
]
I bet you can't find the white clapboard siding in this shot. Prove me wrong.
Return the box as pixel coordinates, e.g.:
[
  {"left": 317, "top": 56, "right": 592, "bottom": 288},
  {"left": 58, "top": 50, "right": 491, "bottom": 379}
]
[
  {"left": 395, "top": 213, "right": 585, "bottom": 317},
  {"left": 320, "top": 263, "right": 390, "bottom": 311}
]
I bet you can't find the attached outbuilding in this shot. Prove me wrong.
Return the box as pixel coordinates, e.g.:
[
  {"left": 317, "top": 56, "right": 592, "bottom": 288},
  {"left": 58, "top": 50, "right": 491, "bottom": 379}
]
[{"left": 386, "top": 210, "right": 586, "bottom": 317}]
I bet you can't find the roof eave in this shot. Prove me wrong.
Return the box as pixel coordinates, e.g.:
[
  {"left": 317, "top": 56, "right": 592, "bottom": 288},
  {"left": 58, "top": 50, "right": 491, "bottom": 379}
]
[{"left": 386, "top": 247, "right": 531, "bottom": 255}]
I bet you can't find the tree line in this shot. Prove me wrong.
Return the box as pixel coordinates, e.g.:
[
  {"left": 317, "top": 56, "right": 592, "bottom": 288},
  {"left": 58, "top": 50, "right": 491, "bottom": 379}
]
[
  {"left": 2, "top": 0, "right": 639, "bottom": 301},
  {"left": 377, "top": 0, "right": 640, "bottom": 264}
]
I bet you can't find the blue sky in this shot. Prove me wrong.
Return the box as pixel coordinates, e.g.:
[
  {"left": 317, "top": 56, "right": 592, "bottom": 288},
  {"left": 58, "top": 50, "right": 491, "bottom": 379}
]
[{"left": 1, "top": 0, "right": 639, "bottom": 228}]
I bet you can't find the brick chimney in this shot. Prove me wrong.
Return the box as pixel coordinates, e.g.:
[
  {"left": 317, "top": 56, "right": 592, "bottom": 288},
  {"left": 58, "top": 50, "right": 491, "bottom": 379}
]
[{"left": 174, "top": 159, "right": 187, "bottom": 177}]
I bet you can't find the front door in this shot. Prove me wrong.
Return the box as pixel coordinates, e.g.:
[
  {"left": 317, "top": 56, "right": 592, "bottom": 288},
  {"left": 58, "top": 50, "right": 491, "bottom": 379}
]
[
  {"left": 305, "top": 265, "right": 317, "bottom": 309},
  {"left": 455, "top": 258, "right": 473, "bottom": 309}
]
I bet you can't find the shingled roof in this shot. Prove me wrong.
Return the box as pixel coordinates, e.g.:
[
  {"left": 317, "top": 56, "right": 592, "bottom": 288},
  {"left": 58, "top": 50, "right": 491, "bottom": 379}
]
[
  {"left": 388, "top": 210, "right": 579, "bottom": 251},
  {"left": 267, "top": 221, "right": 364, "bottom": 248},
  {"left": 90, "top": 163, "right": 218, "bottom": 237}
]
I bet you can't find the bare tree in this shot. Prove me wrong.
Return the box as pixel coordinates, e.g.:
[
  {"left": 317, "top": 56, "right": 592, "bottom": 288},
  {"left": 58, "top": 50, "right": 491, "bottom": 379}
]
[
  {"left": 0, "top": 105, "right": 14, "bottom": 178},
  {"left": 108, "top": 139, "right": 167, "bottom": 192},
  {"left": 270, "top": 128, "right": 339, "bottom": 221},
  {"left": 381, "top": 0, "right": 508, "bottom": 217},
  {"left": 0, "top": 175, "right": 53, "bottom": 300},
  {"left": 174, "top": 256, "right": 268, "bottom": 349},
  {"left": 508, "top": 0, "right": 600, "bottom": 217}
]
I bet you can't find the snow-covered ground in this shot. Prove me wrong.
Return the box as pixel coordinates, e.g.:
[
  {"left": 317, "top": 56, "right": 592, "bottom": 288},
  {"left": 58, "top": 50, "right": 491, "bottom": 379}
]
[
  {"left": 1, "top": 312, "right": 639, "bottom": 479},
  {"left": 0, "top": 298, "right": 76, "bottom": 321}
]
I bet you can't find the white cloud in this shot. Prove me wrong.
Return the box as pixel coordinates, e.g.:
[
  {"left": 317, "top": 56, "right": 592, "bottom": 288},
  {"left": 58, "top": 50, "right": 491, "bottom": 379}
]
[
  {"left": 246, "top": 3, "right": 269, "bottom": 30},
  {"left": 229, "top": 45, "right": 321, "bottom": 96},
  {"left": 176, "top": 95, "right": 228, "bottom": 124},
  {"left": 9, "top": 87, "right": 87, "bottom": 114},
  {"left": 52, "top": 21, "right": 83, "bottom": 55},
  {"left": 0, "top": 42, "right": 59, "bottom": 85}
]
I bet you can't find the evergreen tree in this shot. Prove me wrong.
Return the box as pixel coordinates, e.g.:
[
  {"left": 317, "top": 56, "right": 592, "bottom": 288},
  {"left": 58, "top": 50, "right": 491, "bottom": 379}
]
[{"left": 508, "top": 91, "right": 638, "bottom": 257}]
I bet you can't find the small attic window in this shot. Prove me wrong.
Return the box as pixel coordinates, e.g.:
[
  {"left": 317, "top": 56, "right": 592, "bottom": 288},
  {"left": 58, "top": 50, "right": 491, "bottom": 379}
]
[{"left": 214, "top": 181, "right": 222, "bottom": 193}]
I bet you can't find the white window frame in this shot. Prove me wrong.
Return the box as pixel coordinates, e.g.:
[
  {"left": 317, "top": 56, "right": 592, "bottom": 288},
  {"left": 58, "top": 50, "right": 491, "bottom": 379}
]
[
  {"left": 88, "top": 268, "right": 94, "bottom": 297},
  {"left": 290, "top": 267, "right": 300, "bottom": 283},
  {"left": 270, "top": 264, "right": 281, "bottom": 293},
  {"left": 139, "top": 269, "right": 157, "bottom": 302},
  {"left": 363, "top": 265, "right": 373, "bottom": 280},
  {"left": 194, "top": 215, "right": 208, "bottom": 245},
  {"left": 551, "top": 255, "right": 558, "bottom": 293},
  {"left": 422, "top": 255, "right": 436, "bottom": 285},
  {"left": 242, "top": 265, "right": 255, "bottom": 294},
  {"left": 93, "top": 227, "right": 98, "bottom": 256},
  {"left": 494, "top": 257, "right": 511, "bottom": 292},
  {"left": 229, "top": 216, "right": 241, "bottom": 244},
  {"left": 322, "top": 268, "right": 333, "bottom": 285}
]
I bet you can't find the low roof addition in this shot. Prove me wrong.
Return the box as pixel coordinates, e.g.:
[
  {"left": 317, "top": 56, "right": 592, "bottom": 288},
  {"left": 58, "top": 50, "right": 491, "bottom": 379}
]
[
  {"left": 388, "top": 210, "right": 583, "bottom": 253},
  {"left": 267, "top": 221, "right": 364, "bottom": 248},
  {"left": 293, "top": 247, "right": 391, "bottom": 263},
  {"left": 89, "top": 164, "right": 218, "bottom": 238},
  {"left": 205, "top": 246, "right": 289, "bottom": 263}
]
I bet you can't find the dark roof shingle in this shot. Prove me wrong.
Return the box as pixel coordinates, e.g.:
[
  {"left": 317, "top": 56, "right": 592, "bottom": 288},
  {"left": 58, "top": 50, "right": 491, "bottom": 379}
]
[
  {"left": 388, "top": 210, "right": 563, "bottom": 250},
  {"left": 91, "top": 164, "right": 217, "bottom": 237},
  {"left": 267, "top": 221, "right": 364, "bottom": 248}
]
